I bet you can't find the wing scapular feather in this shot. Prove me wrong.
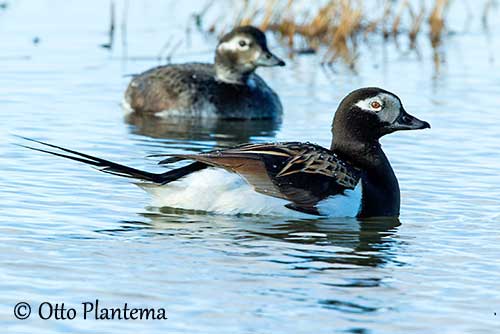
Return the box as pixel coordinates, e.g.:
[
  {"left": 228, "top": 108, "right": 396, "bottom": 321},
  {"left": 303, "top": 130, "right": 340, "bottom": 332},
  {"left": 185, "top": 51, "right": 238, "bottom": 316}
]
[
  {"left": 273, "top": 144, "right": 360, "bottom": 189},
  {"left": 217, "top": 142, "right": 361, "bottom": 189}
]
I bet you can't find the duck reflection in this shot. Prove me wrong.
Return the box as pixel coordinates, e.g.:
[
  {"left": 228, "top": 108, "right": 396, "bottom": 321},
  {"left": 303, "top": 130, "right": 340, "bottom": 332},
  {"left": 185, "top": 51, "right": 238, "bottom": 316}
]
[
  {"left": 103, "top": 211, "right": 401, "bottom": 270},
  {"left": 125, "top": 113, "right": 281, "bottom": 147},
  {"left": 98, "top": 213, "right": 400, "bottom": 318},
  {"left": 238, "top": 216, "right": 402, "bottom": 268}
]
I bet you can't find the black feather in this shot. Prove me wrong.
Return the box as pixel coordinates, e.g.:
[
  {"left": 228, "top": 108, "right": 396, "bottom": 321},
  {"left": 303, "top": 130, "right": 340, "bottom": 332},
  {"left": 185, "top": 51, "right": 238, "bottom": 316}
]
[{"left": 17, "top": 136, "right": 206, "bottom": 184}]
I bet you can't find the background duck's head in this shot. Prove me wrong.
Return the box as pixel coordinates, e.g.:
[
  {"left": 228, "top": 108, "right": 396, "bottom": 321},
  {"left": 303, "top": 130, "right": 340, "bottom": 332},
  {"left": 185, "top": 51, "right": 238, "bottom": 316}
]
[
  {"left": 332, "top": 87, "right": 430, "bottom": 146},
  {"left": 215, "top": 26, "right": 285, "bottom": 84}
]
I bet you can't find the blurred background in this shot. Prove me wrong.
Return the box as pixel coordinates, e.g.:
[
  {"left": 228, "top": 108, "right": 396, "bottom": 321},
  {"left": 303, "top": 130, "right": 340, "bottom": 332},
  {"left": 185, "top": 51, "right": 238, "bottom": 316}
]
[{"left": 1, "top": 1, "right": 500, "bottom": 333}]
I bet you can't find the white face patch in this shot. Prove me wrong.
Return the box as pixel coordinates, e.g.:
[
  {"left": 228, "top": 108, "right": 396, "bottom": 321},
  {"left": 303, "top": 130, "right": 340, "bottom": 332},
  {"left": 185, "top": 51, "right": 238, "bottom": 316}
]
[
  {"left": 355, "top": 93, "right": 402, "bottom": 123},
  {"left": 217, "top": 35, "right": 252, "bottom": 53}
]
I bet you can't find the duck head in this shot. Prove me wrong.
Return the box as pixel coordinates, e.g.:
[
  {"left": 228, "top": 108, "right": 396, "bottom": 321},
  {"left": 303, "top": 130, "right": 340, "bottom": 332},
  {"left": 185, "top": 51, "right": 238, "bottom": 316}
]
[
  {"left": 215, "top": 26, "right": 285, "bottom": 84},
  {"left": 332, "top": 87, "right": 430, "bottom": 148},
  {"left": 331, "top": 87, "right": 430, "bottom": 168}
]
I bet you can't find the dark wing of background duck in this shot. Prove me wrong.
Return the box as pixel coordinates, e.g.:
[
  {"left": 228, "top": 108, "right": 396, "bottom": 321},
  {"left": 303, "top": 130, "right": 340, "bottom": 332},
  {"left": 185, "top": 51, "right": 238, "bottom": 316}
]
[{"left": 162, "top": 142, "right": 361, "bottom": 215}]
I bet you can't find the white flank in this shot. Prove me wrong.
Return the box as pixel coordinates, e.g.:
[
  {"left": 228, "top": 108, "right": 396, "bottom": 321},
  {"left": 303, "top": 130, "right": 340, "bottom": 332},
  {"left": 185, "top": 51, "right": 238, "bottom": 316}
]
[
  {"left": 138, "top": 168, "right": 362, "bottom": 218},
  {"left": 316, "top": 182, "right": 362, "bottom": 217},
  {"left": 121, "top": 98, "right": 134, "bottom": 114}
]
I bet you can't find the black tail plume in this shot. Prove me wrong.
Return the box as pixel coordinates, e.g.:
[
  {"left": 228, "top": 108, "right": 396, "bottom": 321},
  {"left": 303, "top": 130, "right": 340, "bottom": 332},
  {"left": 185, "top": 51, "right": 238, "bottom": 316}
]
[{"left": 17, "top": 136, "right": 207, "bottom": 184}]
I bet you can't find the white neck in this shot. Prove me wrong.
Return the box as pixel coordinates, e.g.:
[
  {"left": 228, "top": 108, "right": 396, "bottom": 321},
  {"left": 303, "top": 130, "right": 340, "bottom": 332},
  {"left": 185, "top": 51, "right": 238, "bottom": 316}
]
[{"left": 214, "top": 64, "right": 249, "bottom": 85}]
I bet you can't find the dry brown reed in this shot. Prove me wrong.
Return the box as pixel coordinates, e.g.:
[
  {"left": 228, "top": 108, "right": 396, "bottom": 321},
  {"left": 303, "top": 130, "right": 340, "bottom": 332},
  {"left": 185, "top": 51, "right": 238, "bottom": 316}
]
[
  {"left": 208, "top": 0, "right": 466, "bottom": 67},
  {"left": 429, "top": 0, "right": 449, "bottom": 47}
]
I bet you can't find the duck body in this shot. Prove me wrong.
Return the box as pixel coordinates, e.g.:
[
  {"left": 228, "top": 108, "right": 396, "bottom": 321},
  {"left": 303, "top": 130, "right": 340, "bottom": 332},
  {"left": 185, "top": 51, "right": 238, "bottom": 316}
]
[
  {"left": 143, "top": 141, "right": 401, "bottom": 218},
  {"left": 141, "top": 167, "right": 363, "bottom": 217},
  {"left": 124, "top": 63, "right": 283, "bottom": 119},
  {"left": 142, "top": 142, "right": 363, "bottom": 217}
]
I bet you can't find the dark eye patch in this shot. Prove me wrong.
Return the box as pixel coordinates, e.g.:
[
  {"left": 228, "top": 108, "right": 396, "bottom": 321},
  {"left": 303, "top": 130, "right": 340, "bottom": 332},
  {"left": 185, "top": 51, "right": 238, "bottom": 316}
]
[{"left": 239, "top": 40, "right": 247, "bottom": 47}]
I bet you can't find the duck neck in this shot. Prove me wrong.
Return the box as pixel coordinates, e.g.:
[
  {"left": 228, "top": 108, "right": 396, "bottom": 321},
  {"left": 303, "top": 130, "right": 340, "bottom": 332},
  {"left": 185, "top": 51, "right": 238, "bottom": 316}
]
[
  {"left": 331, "top": 137, "right": 400, "bottom": 218},
  {"left": 214, "top": 53, "right": 253, "bottom": 85}
]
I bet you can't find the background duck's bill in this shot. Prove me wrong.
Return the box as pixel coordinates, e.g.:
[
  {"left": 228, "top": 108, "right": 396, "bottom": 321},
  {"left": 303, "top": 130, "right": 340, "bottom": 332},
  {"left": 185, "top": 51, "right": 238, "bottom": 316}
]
[{"left": 255, "top": 51, "right": 286, "bottom": 67}]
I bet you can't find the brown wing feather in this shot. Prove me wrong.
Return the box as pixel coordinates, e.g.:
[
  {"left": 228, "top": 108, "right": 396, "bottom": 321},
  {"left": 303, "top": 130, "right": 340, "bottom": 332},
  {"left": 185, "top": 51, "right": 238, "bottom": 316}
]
[
  {"left": 168, "top": 153, "right": 286, "bottom": 200},
  {"left": 223, "top": 142, "right": 360, "bottom": 189},
  {"left": 165, "top": 142, "right": 361, "bottom": 211}
]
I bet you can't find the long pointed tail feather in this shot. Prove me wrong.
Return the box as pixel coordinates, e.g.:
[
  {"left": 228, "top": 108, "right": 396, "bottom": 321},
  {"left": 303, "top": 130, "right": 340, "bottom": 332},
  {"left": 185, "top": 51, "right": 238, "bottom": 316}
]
[{"left": 17, "top": 136, "right": 207, "bottom": 184}]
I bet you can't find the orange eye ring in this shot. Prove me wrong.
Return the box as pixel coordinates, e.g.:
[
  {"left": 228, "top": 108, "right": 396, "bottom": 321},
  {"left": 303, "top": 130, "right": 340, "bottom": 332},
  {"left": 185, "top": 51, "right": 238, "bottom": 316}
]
[{"left": 370, "top": 101, "right": 382, "bottom": 109}]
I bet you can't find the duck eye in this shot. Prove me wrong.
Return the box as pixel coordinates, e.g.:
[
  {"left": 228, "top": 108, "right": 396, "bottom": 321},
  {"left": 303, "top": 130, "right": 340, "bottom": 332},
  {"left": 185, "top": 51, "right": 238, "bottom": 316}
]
[
  {"left": 239, "top": 40, "right": 247, "bottom": 47},
  {"left": 370, "top": 101, "right": 382, "bottom": 110}
]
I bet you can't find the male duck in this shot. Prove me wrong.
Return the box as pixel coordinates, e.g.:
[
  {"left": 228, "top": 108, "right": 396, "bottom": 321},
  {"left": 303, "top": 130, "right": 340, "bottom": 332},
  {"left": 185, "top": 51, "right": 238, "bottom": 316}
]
[
  {"left": 22, "top": 88, "right": 430, "bottom": 218},
  {"left": 124, "top": 26, "right": 285, "bottom": 119}
]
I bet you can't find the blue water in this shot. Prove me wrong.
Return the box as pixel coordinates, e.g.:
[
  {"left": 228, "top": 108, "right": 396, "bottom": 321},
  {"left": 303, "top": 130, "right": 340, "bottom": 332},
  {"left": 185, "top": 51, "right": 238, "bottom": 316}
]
[{"left": 1, "top": 1, "right": 500, "bottom": 333}]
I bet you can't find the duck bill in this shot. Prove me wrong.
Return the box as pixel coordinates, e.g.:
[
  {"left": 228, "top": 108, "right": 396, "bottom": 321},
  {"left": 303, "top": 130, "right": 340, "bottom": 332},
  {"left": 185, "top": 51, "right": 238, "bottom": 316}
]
[
  {"left": 255, "top": 51, "right": 286, "bottom": 67},
  {"left": 389, "top": 110, "right": 431, "bottom": 131}
]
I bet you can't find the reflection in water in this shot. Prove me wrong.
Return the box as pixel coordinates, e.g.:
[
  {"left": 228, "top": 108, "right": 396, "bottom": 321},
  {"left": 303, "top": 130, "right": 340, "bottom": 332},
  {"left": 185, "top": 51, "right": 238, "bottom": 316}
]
[
  {"left": 97, "top": 213, "right": 401, "bottom": 317},
  {"left": 125, "top": 113, "right": 281, "bottom": 148},
  {"left": 3, "top": 1, "right": 500, "bottom": 332},
  {"left": 101, "top": 211, "right": 401, "bottom": 270},
  {"left": 240, "top": 217, "right": 402, "bottom": 268}
]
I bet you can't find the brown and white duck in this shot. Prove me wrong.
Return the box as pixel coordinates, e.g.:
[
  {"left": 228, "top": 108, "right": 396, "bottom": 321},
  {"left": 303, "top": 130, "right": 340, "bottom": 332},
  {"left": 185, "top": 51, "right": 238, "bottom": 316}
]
[{"left": 124, "top": 26, "right": 285, "bottom": 120}]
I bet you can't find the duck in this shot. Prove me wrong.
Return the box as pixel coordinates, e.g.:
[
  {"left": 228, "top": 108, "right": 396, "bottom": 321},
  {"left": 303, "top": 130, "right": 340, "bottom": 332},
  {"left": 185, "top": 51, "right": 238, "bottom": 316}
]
[
  {"left": 123, "top": 26, "right": 286, "bottom": 119},
  {"left": 21, "top": 87, "right": 430, "bottom": 218}
]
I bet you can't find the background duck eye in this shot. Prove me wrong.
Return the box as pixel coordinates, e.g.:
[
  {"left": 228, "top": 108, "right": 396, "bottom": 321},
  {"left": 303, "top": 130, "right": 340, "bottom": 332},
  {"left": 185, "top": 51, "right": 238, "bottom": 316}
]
[
  {"left": 371, "top": 101, "right": 382, "bottom": 109},
  {"left": 239, "top": 40, "right": 247, "bottom": 47}
]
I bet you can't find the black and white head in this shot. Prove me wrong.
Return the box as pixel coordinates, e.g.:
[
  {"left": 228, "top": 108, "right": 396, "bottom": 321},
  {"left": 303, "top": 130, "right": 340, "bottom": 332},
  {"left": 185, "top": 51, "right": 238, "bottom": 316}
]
[
  {"left": 332, "top": 87, "right": 430, "bottom": 145},
  {"left": 215, "top": 26, "right": 285, "bottom": 84}
]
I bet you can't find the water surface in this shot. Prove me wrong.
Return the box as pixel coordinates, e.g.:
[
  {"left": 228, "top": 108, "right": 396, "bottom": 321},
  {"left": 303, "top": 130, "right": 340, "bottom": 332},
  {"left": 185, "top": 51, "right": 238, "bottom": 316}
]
[{"left": 1, "top": 1, "right": 499, "bottom": 333}]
